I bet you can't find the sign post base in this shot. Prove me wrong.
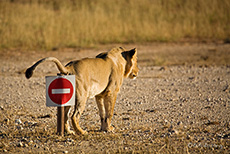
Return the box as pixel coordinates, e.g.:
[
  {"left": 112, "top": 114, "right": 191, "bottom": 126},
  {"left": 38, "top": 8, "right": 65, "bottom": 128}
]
[{"left": 57, "top": 106, "right": 64, "bottom": 136}]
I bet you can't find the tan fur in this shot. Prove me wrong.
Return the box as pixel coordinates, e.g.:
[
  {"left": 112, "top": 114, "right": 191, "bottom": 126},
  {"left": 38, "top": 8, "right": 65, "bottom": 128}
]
[{"left": 25, "top": 47, "right": 138, "bottom": 135}]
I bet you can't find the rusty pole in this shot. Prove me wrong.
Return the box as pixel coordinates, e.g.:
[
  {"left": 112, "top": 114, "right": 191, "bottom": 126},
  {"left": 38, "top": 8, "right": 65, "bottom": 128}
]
[{"left": 57, "top": 106, "right": 64, "bottom": 135}]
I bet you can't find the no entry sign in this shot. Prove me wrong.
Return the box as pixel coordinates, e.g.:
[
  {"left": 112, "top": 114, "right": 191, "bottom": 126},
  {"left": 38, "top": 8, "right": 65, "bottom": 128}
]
[{"left": 46, "top": 75, "right": 75, "bottom": 107}]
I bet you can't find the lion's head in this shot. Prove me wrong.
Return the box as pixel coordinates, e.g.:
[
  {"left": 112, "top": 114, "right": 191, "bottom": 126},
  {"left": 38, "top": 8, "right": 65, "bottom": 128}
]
[
  {"left": 122, "top": 48, "right": 139, "bottom": 79},
  {"left": 96, "top": 47, "right": 139, "bottom": 79}
]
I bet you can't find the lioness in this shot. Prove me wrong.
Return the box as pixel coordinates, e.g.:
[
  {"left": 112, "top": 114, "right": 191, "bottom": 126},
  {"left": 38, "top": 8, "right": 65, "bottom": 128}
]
[{"left": 25, "top": 47, "right": 138, "bottom": 135}]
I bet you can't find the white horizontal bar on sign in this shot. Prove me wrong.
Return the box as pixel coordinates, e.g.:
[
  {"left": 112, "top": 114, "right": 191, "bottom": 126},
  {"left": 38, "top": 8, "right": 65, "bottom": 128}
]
[{"left": 52, "top": 88, "right": 70, "bottom": 94}]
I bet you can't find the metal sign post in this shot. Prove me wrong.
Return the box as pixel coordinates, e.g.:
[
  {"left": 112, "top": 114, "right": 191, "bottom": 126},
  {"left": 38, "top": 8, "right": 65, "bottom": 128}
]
[
  {"left": 45, "top": 75, "right": 75, "bottom": 136},
  {"left": 57, "top": 106, "right": 64, "bottom": 135}
]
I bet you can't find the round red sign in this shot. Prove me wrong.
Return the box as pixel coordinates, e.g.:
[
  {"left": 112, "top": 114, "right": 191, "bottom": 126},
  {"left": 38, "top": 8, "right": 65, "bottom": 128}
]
[{"left": 48, "top": 78, "right": 74, "bottom": 105}]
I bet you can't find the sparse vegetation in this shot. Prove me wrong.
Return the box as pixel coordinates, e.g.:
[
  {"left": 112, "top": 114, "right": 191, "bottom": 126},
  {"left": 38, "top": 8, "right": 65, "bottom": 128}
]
[{"left": 0, "top": 0, "right": 230, "bottom": 50}]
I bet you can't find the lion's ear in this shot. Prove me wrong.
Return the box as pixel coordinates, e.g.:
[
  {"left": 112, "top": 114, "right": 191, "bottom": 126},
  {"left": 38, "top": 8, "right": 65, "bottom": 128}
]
[
  {"left": 96, "top": 52, "right": 107, "bottom": 59},
  {"left": 129, "top": 48, "right": 137, "bottom": 58},
  {"left": 122, "top": 48, "right": 137, "bottom": 60}
]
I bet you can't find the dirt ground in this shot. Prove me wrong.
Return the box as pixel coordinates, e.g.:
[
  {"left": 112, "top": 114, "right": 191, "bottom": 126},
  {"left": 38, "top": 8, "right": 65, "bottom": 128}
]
[{"left": 0, "top": 43, "right": 230, "bottom": 153}]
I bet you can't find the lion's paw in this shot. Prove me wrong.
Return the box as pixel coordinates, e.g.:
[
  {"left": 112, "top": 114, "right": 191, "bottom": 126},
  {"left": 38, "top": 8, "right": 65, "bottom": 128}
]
[
  {"left": 65, "top": 130, "right": 75, "bottom": 135},
  {"left": 76, "top": 130, "right": 88, "bottom": 136},
  {"left": 102, "top": 125, "right": 114, "bottom": 133}
]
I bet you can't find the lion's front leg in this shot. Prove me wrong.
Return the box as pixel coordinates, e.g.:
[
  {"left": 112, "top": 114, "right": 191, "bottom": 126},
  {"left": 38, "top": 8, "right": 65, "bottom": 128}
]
[{"left": 103, "top": 92, "right": 118, "bottom": 132}]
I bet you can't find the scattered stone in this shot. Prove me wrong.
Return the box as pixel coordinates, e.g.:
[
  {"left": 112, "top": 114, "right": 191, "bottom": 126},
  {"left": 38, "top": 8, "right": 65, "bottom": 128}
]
[
  {"left": 15, "top": 119, "right": 22, "bottom": 125},
  {"left": 37, "top": 114, "right": 52, "bottom": 119},
  {"left": 3, "top": 118, "right": 9, "bottom": 124},
  {"left": 223, "top": 133, "right": 230, "bottom": 139},
  {"left": 16, "top": 125, "right": 23, "bottom": 130},
  {"left": 205, "top": 121, "right": 220, "bottom": 126},
  {"left": 122, "top": 117, "right": 130, "bottom": 121},
  {"left": 145, "top": 109, "right": 156, "bottom": 113},
  {"left": 164, "top": 119, "right": 168, "bottom": 123},
  {"left": 17, "top": 142, "right": 23, "bottom": 147},
  {"left": 21, "top": 138, "right": 27, "bottom": 142},
  {"left": 28, "top": 140, "right": 34, "bottom": 146},
  {"left": 34, "top": 144, "right": 40, "bottom": 148},
  {"left": 66, "top": 138, "right": 74, "bottom": 142},
  {"left": 174, "top": 129, "right": 179, "bottom": 135},
  {"left": 24, "top": 121, "right": 39, "bottom": 127},
  {"left": 206, "top": 98, "right": 212, "bottom": 102},
  {"left": 159, "top": 67, "right": 166, "bottom": 71},
  {"left": 204, "top": 106, "right": 211, "bottom": 109},
  {"left": 223, "top": 85, "right": 229, "bottom": 92},
  {"left": 144, "top": 130, "right": 151, "bottom": 133}
]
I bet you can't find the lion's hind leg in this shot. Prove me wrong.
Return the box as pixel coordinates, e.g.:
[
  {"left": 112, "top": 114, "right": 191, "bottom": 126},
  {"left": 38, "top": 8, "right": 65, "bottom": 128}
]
[
  {"left": 64, "top": 106, "right": 75, "bottom": 135},
  {"left": 71, "top": 98, "right": 88, "bottom": 135},
  {"left": 95, "top": 95, "right": 106, "bottom": 131}
]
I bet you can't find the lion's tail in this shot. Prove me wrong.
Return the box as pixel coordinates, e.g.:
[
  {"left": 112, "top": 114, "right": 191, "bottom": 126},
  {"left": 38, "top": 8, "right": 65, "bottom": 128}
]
[{"left": 25, "top": 57, "right": 68, "bottom": 79}]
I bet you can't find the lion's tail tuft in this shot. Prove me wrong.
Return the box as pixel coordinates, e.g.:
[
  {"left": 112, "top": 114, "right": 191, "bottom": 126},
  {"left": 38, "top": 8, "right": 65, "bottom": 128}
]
[{"left": 25, "top": 66, "right": 34, "bottom": 79}]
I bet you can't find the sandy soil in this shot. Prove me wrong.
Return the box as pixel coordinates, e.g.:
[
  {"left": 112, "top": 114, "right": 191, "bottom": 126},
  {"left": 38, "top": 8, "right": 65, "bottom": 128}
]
[{"left": 0, "top": 43, "right": 230, "bottom": 153}]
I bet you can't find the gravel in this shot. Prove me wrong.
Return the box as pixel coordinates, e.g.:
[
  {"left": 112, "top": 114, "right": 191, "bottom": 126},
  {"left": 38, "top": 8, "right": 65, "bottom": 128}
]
[{"left": 0, "top": 43, "right": 230, "bottom": 153}]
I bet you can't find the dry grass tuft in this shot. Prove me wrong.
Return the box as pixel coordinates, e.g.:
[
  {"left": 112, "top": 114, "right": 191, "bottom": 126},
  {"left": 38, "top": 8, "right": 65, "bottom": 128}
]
[{"left": 0, "top": 0, "right": 230, "bottom": 50}]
